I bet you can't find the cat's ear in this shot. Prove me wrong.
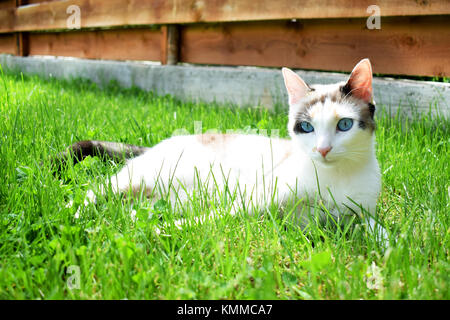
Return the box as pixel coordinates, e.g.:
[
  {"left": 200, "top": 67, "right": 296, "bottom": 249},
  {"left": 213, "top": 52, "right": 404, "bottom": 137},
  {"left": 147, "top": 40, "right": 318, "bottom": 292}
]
[
  {"left": 282, "top": 67, "right": 311, "bottom": 105},
  {"left": 344, "top": 58, "right": 373, "bottom": 103}
]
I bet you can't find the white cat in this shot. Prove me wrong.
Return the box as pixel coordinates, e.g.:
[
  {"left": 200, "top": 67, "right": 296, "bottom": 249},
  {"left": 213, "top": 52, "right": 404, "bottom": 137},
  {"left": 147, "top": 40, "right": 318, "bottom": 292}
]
[{"left": 58, "top": 59, "right": 388, "bottom": 242}]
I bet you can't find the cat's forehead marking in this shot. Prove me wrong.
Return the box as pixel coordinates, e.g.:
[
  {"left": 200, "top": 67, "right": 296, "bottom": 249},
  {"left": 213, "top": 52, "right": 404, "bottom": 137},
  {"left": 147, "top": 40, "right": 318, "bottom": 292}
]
[
  {"left": 293, "top": 84, "right": 376, "bottom": 132},
  {"left": 305, "top": 91, "right": 341, "bottom": 108},
  {"left": 309, "top": 101, "right": 342, "bottom": 123},
  {"left": 300, "top": 91, "right": 341, "bottom": 120}
]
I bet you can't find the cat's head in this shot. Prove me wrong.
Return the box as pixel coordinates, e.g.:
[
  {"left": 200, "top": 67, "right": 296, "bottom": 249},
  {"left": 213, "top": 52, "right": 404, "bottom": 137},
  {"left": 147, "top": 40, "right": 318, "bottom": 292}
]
[{"left": 282, "top": 59, "right": 376, "bottom": 167}]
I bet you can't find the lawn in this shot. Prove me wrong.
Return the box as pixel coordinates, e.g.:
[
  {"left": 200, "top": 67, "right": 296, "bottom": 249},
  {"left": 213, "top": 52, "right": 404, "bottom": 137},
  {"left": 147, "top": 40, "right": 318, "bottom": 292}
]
[{"left": 0, "top": 71, "right": 448, "bottom": 299}]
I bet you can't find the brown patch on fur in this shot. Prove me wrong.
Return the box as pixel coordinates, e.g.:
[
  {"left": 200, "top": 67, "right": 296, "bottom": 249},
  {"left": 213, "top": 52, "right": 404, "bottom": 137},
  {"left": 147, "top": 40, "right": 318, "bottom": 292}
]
[
  {"left": 197, "top": 133, "right": 236, "bottom": 147},
  {"left": 306, "top": 90, "right": 342, "bottom": 107},
  {"left": 198, "top": 133, "right": 217, "bottom": 145},
  {"left": 308, "top": 95, "right": 326, "bottom": 107},
  {"left": 281, "top": 150, "right": 291, "bottom": 162},
  {"left": 296, "top": 90, "right": 343, "bottom": 117}
]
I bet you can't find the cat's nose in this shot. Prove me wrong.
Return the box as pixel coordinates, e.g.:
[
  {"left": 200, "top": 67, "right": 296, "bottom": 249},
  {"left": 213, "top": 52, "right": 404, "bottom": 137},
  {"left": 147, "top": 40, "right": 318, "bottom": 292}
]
[{"left": 317, "top": 146, "right": 332, "bottom": 158}]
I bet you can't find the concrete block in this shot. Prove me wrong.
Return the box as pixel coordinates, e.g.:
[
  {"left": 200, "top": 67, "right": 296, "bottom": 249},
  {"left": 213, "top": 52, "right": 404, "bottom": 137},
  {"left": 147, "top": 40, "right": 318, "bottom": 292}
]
[{"left": 0, "top": 54, "right": 448, "bottom": 118}]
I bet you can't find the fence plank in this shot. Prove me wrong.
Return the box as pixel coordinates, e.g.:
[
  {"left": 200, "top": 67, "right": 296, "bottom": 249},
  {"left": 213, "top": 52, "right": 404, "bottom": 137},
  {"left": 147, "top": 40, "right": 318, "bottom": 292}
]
[
  {"left": 0, "top": 0, "right": 16, "bottom": 10},
  {"left": 180, "top": 17, "right": 450, "bottom": 77},
  {"left": 28, "top": 28, "right": 161, "bottom": 61},
  {"left": 0, "top": 0, "right": 449, "bottom": 33},
  {"left": 26, "top": 1, "right": 60, "bottom": 3},
  {"left": 0, "top": 33, "right": 16, "bottom": 55},
  {"left": 0, "top": 4, "right": 14, "bottom": 31},
  {"left": 0, "top": 0, "right": 17, "bottom": 54}
]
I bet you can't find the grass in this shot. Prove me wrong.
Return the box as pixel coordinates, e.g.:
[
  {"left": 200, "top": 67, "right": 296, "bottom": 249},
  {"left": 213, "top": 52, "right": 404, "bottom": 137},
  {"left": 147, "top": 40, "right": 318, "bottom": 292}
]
[{"left": 0, "top": 71, "right": 448, "bottom": 300}]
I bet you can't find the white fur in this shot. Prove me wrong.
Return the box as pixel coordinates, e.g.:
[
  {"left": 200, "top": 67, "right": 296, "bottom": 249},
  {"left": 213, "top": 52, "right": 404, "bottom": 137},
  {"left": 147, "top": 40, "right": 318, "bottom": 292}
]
[
  {"left": 105, "top": 124, "right": 384, "bottom": 240},
  {"left": 75, "top": 61, "right": 388, "bottom": 243},
  {"left": 90, "top": 107, "right": 385, "bottom": 240}
]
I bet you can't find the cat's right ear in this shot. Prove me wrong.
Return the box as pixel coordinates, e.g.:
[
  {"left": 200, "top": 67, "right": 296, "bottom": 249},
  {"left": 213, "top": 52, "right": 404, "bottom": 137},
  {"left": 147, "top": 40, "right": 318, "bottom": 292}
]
[{"left": 282, "top": 68, "right": 311, "bottom": 105}]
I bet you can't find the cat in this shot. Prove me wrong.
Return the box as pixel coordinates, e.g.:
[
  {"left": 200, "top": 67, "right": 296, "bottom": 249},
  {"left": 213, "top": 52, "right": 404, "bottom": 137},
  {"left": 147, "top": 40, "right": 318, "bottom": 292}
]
[{"left": 56, "top": 58, "right": 388, "bottom": 242}]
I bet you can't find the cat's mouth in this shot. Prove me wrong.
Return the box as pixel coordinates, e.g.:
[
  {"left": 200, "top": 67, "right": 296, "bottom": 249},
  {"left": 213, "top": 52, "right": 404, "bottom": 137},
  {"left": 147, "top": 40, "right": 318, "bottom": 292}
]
[
  {"left": 321, "top": 158, "right": 336, "bottom": 165},
  {"left": 312, "top": 155, "right": 337, "bottom": 166}
]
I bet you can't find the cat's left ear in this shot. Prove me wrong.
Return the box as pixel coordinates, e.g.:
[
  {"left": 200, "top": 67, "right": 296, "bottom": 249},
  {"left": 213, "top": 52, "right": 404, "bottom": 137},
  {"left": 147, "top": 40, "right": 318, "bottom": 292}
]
[
  {"left": 344, "top": 58, "right": 373, "bottom": 103},
  {"left": 282, "top": 67, "right": 311, "bottom": 105}
]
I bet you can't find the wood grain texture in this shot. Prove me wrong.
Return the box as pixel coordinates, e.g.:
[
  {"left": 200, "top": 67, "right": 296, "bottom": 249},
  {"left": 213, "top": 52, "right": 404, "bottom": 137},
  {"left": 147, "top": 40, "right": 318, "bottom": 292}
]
[
  {"left": 0, "top": 0, "right": 15, "bottom": 10},
  {"left": 26, "top": 1, "right": 60, "bottom": 3},
  {"left": 28, "top": 28, "right": 161, "bottom": 61},
  {"left": 0, "top": 33, "right": 16, "bottom": 54},
  {"left": 179, "top": 17, "right": 450, "bottom": 77},
  {"left": 0, "top": 0, "right": 449, "bottom": 33},
  {"left": 0, "top": 0, "right": 14, "bottom": 31},
  {"left": 0, "top": 0, "right": 448, "bottom": 76}
]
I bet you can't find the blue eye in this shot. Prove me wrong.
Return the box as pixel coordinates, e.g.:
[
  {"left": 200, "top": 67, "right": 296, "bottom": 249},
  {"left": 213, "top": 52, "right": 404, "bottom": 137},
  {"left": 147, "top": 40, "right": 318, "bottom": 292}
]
[
  {"left": 296, "top": 121, "right": 314, "bottom": 133},
  {"left": 337, "top": 118, "right": 353, "bottom": 131}
]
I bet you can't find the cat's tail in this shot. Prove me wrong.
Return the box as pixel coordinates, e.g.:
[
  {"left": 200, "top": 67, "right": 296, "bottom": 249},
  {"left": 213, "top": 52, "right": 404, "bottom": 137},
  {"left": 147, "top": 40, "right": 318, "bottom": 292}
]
[{"left": 50, "top": 140, "right": 149, "bottom": 172}]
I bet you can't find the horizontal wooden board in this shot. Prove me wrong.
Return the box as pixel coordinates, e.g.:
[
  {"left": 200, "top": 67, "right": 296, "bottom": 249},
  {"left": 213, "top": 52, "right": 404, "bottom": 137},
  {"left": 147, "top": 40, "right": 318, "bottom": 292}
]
[
  {"left": 28, "top": 28, "right": 161, "bottom": 61},
  {"left": 1, "top": 0, "right": 449, "bottom": 33},
  {"left": 26, "top": 1, "right": 60, "bottom": 3},
  {"left": 0, "top": 0, "right": 15, "bottom": 10},
  {"left": 0, "top": 0, "right": 14, "bottom": 31},
  {"left": 180, "top": 17, "right": 450, "bottom": 77},
  {"left": 0, "top": 33, "right": 16, "bottom": 55}
]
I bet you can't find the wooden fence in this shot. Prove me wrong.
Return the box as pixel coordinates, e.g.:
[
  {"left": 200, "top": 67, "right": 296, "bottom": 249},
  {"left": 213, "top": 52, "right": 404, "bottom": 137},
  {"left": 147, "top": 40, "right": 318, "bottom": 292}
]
[{"left": 0, "top": 0, "right": 449, "bottom": 77}]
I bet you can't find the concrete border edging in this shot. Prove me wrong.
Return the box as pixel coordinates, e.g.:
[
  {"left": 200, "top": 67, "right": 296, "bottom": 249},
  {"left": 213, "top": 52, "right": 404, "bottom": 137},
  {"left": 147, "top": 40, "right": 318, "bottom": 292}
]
[{"left": 0, "top": 54, "right": 448, "bottom": 118}]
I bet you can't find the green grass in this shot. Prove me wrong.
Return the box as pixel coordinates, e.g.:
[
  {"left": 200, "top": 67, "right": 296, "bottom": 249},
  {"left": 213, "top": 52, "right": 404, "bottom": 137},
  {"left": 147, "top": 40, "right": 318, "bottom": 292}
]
[{"left": 0, "top": 71, "right": 448, "bottom": 300}]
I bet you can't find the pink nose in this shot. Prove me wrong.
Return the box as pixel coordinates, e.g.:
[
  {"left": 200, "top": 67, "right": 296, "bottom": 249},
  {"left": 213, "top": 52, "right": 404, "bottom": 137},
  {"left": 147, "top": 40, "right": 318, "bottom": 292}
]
[{"left": 317, "top": 146, "right": 332, "bottom": 158}]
